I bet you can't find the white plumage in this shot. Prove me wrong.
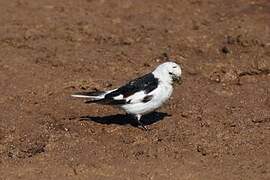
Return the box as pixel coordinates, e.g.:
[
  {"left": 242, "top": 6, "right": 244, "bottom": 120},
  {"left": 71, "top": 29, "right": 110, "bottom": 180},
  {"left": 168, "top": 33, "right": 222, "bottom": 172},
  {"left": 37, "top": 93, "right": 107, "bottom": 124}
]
[{"left": 72, "top": 61, "right": 182, "bottom": 130}]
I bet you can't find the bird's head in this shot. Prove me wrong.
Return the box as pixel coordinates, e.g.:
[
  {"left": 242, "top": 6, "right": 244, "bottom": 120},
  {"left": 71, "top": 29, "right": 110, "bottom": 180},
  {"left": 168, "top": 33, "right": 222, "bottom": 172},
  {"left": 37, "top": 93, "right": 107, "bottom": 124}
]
[{"left": 153, "top": 61, "right": 182, "bottom": 85}]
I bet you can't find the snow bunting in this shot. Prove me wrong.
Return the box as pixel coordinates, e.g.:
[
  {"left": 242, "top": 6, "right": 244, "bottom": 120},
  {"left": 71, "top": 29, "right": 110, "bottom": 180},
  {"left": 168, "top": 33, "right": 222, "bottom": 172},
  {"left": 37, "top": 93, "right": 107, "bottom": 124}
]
[{"left": 72, "top": 61, "right": 182, "bottom": 130}]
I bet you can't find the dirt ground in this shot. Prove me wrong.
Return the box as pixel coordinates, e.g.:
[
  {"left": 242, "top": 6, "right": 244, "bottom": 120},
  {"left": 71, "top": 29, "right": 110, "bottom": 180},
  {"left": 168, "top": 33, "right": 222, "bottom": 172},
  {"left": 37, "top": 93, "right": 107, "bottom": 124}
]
[{"left": 0, "top": 0, "right": 270, "bottom": 179}]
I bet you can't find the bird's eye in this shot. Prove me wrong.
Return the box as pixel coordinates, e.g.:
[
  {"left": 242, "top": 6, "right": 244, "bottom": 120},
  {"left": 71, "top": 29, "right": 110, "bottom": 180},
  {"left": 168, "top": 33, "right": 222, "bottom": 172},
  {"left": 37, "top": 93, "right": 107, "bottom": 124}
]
[
  {"left": 169, "top": 72, "right": 173, "bottom": 75},
  {"left": 173, "top": 66, "right": 177, "bottom": 68}
]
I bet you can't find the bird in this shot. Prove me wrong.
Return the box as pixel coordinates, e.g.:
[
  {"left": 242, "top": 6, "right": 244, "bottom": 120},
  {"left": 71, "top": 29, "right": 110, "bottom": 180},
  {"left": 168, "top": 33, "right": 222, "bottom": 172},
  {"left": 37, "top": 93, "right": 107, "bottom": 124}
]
[{"left": 71, "top": 61, "right": 182, "bottom": 130}]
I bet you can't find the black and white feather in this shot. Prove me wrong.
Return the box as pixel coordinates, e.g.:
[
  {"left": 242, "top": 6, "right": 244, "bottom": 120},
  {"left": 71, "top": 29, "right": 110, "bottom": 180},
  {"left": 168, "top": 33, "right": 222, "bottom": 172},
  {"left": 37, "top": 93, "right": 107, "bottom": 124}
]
[{"left": 72, "top": 61, "right": 182, "bottom": 130}]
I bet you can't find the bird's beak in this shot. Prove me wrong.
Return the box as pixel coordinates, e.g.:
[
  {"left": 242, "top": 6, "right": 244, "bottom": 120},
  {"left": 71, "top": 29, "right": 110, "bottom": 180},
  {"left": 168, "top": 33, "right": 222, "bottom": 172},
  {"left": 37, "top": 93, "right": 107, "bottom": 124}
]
[{"left": 173, "top": 75, "right": 182, "bottom": 85}]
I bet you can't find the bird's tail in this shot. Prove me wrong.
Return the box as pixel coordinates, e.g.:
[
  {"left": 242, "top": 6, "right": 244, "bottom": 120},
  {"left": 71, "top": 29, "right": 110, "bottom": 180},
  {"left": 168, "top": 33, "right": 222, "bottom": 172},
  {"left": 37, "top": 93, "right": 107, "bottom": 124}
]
[
  {"left": 71, "top": 89, "right": 115, "bottom": 103},
  {"left": 71, "top": 90, "right": 106, "bottom": 102}
]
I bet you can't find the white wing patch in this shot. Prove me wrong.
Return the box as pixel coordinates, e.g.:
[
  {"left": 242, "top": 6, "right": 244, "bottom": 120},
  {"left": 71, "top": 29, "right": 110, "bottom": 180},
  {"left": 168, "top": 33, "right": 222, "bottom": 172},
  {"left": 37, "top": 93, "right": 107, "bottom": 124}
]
[
  {"left": 113, "top": 94, "right": 124, "bottom": 100},
  {"left": 126, "top": 91, "right": 147, "bottom": 104}
]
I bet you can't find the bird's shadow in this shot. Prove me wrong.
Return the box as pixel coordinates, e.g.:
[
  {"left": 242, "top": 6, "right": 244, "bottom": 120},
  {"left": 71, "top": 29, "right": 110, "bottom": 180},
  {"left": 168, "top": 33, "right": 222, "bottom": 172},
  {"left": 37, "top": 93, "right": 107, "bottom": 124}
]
[{"left": 80, "top": 112, "right": 171, "bottom": 127}]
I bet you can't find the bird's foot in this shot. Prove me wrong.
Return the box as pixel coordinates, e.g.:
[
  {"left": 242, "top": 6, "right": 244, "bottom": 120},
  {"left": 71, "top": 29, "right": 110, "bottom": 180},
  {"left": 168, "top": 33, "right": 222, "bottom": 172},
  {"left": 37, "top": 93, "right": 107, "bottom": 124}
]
[
  {"left": 138, "top": 121, "right": 148, "bottom": 131},
  {"left": 135, "top": 114, "right": 149, "bottom": 131}
]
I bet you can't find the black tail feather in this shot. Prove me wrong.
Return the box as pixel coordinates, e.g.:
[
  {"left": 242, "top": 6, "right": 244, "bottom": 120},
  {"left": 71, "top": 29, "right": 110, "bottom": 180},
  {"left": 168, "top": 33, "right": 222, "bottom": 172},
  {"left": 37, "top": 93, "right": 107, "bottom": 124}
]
[
  {"left": 84, "top": 98, "right": 127, "bottom": 105},
  {"left": 73, "top": 90, "right": 105, "bottom": 97}
]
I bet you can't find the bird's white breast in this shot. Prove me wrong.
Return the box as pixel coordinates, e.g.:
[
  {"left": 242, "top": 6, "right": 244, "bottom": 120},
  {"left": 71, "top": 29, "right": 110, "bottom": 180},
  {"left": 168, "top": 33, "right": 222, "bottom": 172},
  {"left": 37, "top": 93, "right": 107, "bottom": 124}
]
[{"left": 121, "top": 83, "right": 173, "bottom": 115}]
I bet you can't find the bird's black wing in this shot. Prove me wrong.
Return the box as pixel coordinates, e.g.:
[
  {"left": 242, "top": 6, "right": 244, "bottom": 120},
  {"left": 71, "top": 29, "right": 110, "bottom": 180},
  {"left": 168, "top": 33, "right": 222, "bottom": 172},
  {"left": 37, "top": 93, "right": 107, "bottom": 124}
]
[{"left": 100, "top": 73, "right": 159, "bottom": 105}]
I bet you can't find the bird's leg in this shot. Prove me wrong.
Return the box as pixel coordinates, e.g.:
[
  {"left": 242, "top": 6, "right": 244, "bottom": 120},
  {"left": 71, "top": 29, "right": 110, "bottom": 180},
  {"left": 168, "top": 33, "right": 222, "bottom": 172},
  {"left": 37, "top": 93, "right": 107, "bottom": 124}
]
[{"left": 135, "top": 114, "right": 148, "bottom": 131}]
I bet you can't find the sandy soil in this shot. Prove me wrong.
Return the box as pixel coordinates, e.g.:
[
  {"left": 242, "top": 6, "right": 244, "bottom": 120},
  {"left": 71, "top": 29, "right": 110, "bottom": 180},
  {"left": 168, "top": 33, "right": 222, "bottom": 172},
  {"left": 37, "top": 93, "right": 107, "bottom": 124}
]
[{"left": 0, "top": 0, "right": 270, "bottom": 179}]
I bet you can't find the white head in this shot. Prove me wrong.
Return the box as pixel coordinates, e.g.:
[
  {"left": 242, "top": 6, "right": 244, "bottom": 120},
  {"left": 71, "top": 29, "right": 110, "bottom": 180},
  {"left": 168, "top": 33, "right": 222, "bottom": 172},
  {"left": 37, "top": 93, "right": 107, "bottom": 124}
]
[{"left": 153, "top": 61, "right": 182, "bottom": 85}]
